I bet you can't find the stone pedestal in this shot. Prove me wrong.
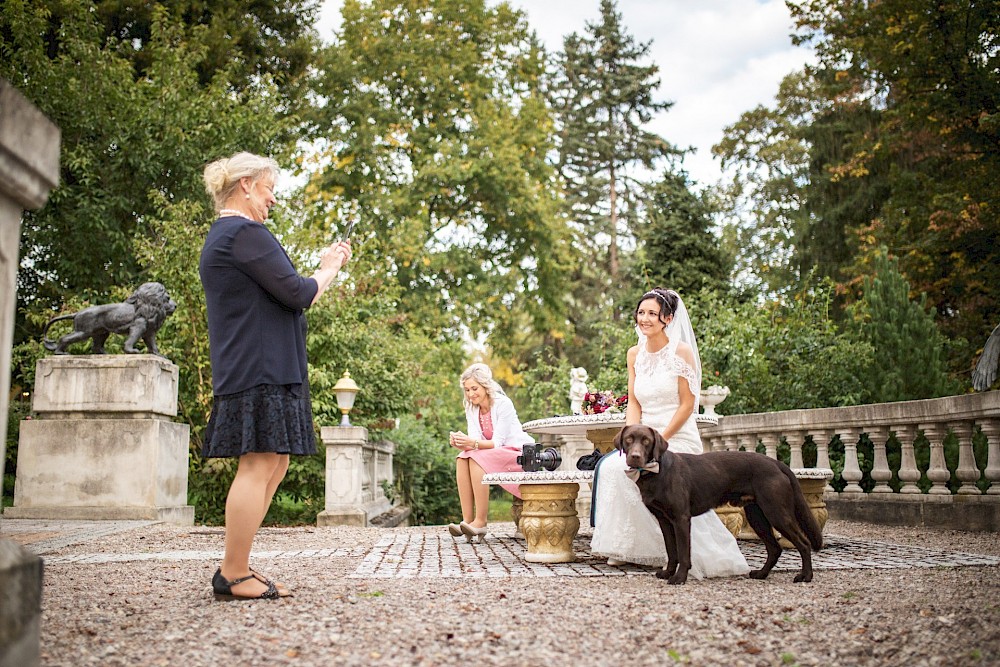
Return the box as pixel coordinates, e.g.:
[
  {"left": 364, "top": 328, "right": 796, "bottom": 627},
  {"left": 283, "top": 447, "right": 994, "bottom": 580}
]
[
  {"left": 483, "top": 470, "right": 593, "bottom": 563},
  {"left": 0, "top": 541, "right": 42, "bottom": 667},
  {"left": 520, "top": 483, "right": 581, "bottom": 563},
  {"left": 6, "top": 356, "right": 193, "bottom": 524},
  {"left": 0, "top": 78, "right": 61, "bottom": 667},
  {"left": 317, "top": 425, "right": 394, "bottom": 526}
]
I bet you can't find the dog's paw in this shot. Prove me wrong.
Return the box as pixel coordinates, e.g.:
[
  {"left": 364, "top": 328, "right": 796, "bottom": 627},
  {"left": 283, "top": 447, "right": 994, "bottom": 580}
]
[
  {"left": 655, "top": 569, "right": 671, "bottom": 580},
  {"left": 748, "top": 569, "right": 768, "bottom": 580},
  {"left": 793, "top": 571, "right": 813, "bottom": 583}
]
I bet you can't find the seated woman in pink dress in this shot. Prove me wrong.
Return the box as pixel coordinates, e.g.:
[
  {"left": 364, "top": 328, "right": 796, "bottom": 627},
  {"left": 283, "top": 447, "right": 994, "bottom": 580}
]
[{"left": 448, "top": 363, "right": 533, "bottom": 542}]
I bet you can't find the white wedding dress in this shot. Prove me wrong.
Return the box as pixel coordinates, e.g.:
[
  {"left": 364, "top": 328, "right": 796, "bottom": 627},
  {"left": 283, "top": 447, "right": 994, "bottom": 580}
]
[{"left": 590, "top": 338, "right": 750, "bottom": 579}]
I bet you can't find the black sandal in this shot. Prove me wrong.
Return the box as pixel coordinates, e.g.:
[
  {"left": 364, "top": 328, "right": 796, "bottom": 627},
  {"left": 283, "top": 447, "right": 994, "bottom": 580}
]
[
  {"left": 212, "top": 568, "right": 281, "bottom": 601},
  {"left": 250, "top": 568, "right": 290, "bottom": 595}
]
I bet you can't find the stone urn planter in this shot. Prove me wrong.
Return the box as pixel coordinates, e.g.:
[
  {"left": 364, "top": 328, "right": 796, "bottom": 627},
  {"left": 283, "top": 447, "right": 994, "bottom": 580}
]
[{"left": 699, "top": 385, "right": 731, "bottom": 422}]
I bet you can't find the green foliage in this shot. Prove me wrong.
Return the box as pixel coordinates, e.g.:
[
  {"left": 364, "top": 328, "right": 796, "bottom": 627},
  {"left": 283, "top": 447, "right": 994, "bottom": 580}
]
[
  {"left": 552, "top": 0, "right": 676, "bottom": 283},
  {"left": 847, "top": 250, "right": 956, "bottom": 402},
  {"left": 307, "top": 0, "right": 570, "bottom": 351},
  {"left": 515, "top": 353, "right": 574, "bottom": 422},
  {"left": 390, "top": 416, "right": 460, "bottom": 526},
  {"left": 2, "top": 1, "right": 294, "bottom": 329},
  {"left": 637, "top": 170, "right": 730, "bottom": 296},
  {"left": 694, "top": 284, "right": 873, "bottom": 414},
  {"left": 795, "top": 1, "right": 998, "bottom": 375}
]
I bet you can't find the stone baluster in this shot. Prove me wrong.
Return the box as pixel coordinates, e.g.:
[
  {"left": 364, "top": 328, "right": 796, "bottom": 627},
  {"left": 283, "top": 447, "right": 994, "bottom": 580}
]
[
  {"left": 723, "top": 435, "right": 739, "bottom": 452},
  {"left": 808, "top": 429, "right": 833, "bottom": 492},
  {"left": 979, "top": 419, "right": 1000, "bottom": 495},
  {"left": 760, "top": 432, "right": 780, "bottom": 460},
  {"left": 867, "top": 426, "right": 893, "bottom": 494},
  {"left": 951, "top": 421, "right": 981, "bottom": 495},
  {"left": 920, "top": 423, "right": 951, "bottom": 495},
  {"left": 786, "top": 430, "right": 805, "bottom": 469},
  {"left": 738, "top": 434, "right": 756, "bottom": 453},
  {"left": 837, "top": 427, "right": 863, "bottom": 494},
  {"left": 895, "top": 425, "right": 922, "bottom": 494}
]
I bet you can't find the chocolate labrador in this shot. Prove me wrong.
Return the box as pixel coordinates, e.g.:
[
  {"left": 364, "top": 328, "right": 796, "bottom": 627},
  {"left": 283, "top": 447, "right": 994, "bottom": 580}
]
[{"left": 615, "top": 424, "right": 822, "bottom": 585}]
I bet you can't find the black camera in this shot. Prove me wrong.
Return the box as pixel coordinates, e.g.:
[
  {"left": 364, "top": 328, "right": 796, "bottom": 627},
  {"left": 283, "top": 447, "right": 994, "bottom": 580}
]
[{"left": 517, "top": 443, "right": 562, "bottom": 472}]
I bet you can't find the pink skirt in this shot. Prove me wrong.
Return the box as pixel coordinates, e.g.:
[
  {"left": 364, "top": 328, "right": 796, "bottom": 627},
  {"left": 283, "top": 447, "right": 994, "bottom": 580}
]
[{"left": 458, "top": 446, "right": 523, "bottom": 497}]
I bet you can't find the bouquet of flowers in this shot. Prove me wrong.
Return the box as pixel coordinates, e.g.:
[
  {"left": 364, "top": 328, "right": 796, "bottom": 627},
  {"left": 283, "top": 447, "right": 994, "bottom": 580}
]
[{"left": 581, "top": 390, "right": 628, "bottom": 415}]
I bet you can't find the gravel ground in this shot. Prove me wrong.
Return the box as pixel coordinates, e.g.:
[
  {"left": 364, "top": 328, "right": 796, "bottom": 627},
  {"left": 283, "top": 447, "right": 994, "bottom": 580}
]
[{"left": 19, "top": 520, "right": 1000, "bottom": 666}]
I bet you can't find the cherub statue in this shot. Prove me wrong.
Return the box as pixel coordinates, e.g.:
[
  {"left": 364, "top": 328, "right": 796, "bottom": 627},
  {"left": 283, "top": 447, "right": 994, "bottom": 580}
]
[
  {"left": 569, "top": 367, "right": 589, "bottom": 414},
  {"left": 972, "top": 323, "right": 1000, "bottom": 391}
]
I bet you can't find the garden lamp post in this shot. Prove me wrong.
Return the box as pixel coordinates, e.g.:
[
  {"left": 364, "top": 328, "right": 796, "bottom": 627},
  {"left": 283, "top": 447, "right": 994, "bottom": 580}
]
[{"left": 333, "top": 371, "right": 359, "bottom": 426}]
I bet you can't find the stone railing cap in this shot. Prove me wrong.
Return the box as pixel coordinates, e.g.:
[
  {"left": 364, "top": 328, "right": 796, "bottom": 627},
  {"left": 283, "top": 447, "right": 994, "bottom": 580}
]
[{"left": 791, "top": 467, "right": 834, "bottom": 480}]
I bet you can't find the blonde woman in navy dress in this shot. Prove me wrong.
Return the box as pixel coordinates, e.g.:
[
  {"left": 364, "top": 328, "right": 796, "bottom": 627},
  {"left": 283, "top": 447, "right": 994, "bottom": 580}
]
[
  {"left": 200, "top": 152, "right": 351, "bottom": 600},
  {"left": 448, "top": 363, "right": 533, "bottom": 542}
]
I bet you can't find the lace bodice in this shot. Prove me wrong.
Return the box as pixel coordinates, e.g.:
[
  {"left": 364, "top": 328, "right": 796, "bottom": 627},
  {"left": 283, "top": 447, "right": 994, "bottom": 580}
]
[{"left": 633, "top": 338, "right": 702, "bottom": 454}]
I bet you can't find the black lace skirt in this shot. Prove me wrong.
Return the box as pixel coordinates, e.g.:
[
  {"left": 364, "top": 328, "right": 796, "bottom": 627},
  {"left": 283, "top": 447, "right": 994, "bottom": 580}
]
[{"left": 202, "top": 383, "right": 317, "bottom": 458}]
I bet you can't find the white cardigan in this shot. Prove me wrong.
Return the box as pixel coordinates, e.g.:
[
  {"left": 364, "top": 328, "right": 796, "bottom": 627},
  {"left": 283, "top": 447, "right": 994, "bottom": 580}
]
[{"left": 465, "top": 394, "right": 534, "bottom": 450}]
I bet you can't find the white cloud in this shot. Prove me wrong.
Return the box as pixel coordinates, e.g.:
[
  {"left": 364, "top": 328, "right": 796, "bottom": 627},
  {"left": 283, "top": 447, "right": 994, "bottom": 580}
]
[{"left": 315, "top": 0, "right": 816, "bottom": 187}]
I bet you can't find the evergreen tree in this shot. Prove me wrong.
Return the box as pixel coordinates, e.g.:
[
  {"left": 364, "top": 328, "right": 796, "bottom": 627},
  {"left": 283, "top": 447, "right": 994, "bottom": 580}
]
[
  {"left": 848, "top": 250, "right": 955, "bottom": 403},
  {"left": 638, "top": 169, "right": 729, "bottom": 296},
  {"left": 551, "top": 0, "right": 676, "bottom": 292}
]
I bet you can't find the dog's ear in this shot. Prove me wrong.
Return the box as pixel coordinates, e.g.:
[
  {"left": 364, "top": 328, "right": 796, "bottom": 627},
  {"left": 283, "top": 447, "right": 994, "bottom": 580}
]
[
  {"left": 652, "top": 428, "right": 670, "bottom": 462},
  {"left": 614, "top": 427, "right": 627, "bottom": 453}
]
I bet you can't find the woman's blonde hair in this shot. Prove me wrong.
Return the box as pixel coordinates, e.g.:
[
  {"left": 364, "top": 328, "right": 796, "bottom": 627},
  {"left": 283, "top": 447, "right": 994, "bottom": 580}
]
[
  {"left": 202, "top": 152, "right": 279, "bottom": 211},
  {"left": 460, "top": 362, "right": 506, "bottom": 411}
]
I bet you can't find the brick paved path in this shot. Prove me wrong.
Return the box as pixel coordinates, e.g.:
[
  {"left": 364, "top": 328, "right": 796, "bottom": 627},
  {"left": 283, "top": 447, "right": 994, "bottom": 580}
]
[{"left": 11, "top": 520, "right": 998, "bottom": 577}]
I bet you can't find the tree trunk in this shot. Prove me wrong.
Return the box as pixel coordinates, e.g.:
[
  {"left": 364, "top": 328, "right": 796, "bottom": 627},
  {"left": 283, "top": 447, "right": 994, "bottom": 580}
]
[{"left": 609, "top": 162, "right": 619, "bottom": 280}]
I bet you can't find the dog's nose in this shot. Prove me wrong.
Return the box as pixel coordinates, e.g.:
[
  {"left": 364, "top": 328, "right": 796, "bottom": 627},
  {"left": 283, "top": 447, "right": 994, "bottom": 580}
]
[{"left": 625, "top": 452, "right": 644, "bottom": 468}]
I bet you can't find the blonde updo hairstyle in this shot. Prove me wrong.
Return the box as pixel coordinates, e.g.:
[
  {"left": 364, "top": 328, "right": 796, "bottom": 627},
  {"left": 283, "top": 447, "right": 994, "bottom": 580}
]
[
  {"left": 202, "top": 152, "right": 279, "bottom": 212},
  {"left": 460, "top": 362, "right": 506, "bottom": 411}
]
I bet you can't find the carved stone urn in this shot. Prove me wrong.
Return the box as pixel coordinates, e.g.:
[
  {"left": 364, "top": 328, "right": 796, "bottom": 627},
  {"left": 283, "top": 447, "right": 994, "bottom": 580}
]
[{"left": 699, "top": 385, "right": 731, "bottom": 421}]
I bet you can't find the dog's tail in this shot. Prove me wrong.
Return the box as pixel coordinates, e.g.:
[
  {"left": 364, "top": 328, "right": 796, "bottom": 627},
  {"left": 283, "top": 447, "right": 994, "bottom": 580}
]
[
  {"left": 41, "top": 314, "right": 74, "bottom": 351},
  {"left": 784, "top": 464, "right": 823, "bottom": 551}
]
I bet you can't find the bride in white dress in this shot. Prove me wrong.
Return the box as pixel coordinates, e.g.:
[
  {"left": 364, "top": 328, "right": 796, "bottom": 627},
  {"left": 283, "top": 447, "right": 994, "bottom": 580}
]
[{"left": 591, "top": 288, "right": 750, "bottom": 579}]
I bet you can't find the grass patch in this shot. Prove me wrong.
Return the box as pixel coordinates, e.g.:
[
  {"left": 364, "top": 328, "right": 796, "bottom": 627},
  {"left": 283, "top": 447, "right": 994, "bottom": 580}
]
[{"left": 488, "top": 496, "right": 513, "bottom": 522}]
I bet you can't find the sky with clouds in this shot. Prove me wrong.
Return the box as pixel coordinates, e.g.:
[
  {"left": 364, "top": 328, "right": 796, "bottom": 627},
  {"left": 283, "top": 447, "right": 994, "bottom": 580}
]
[{"left": 316, "top": 0, "right": 816, "bottom": 189}]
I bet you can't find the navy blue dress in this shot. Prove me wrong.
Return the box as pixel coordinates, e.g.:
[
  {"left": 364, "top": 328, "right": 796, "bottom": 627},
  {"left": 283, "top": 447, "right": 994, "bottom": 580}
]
[{"left": 199, "top": 215, "right": 320, "bottom": 458}]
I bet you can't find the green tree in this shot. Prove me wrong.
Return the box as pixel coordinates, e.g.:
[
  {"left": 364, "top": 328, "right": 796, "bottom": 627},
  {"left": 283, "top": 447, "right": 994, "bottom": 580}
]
[
  {"left": 1, "top": 2, "right": 299, "bottom": 324},
  {"left": 846, "top": 250, "right": 955, "bottom": 403},
  {"left": 695, "top": 285, "right": 873, "bottom": 414},
  {"left": 789, "top": 0, "right": 1000, "bottom": 376},
  {"left": 552, "top": 0, "right": 676, "bottom": 286},
  {"left": 306, "top": 0, "right": 570, "bottom": 354},
  {"left": 551, "top": 0, "right": 676, "bottom": 314},
  {"left": 636, "top": 169, "right": 729, "bottom": 296}
]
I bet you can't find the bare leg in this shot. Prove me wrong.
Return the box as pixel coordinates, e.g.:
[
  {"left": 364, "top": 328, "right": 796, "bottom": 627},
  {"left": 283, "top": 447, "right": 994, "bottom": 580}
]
[
  {"left": 468, "top": 460, "right": 489, "bottom": 529},
  {"left": 220, "top": 452, "right": 284, "bottom": 597},
  {"left": 455, "top": 457, "right": 475, "bottom": 523},
  {"left": 262, "top": 454, "right": 290, "bottom": 513}
]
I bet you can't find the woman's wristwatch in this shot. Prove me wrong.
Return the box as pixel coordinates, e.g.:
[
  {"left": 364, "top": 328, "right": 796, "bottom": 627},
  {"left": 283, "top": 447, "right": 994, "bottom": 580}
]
[{"left": 473, "top": 440, "right": 480, "bottom": 450}]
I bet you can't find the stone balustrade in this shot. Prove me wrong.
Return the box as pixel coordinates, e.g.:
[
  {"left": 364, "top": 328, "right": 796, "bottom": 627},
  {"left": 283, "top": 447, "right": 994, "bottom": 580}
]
[
  {"left": 699, "top": 390, "right": 1000, "bottom": 531},
  {"left": 317, "top": 426, "right": 408, "bottom": 527}
]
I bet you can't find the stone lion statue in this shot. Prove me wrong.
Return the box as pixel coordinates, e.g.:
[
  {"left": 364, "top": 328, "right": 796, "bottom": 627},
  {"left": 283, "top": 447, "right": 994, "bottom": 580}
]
[
  {"left": 569, "top": 366, "right": 589, "bottom": 414},
  {"left": 42, "top": 282, "right": 177, "bottom": 356}
]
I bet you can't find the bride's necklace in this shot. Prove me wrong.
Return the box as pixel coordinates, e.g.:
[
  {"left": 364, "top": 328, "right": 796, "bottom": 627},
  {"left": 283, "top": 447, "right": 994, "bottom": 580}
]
[{"left": 218, "top": 208, "right": 253, "bottom": 220}]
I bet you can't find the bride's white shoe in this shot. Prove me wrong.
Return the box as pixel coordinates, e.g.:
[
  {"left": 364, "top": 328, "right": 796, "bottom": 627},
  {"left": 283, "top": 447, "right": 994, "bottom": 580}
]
[{"left": 606, "top": 558, "right": 626, "bottom": 567}]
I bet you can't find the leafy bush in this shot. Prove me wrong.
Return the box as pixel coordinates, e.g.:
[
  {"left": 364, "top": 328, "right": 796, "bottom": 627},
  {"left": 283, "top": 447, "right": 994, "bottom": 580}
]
[
  {"left": 390, "top": 415, "right": 460, "bottom": 526},
  {"left": 693, "top": 283, "right": 873, "bottom": 413}
]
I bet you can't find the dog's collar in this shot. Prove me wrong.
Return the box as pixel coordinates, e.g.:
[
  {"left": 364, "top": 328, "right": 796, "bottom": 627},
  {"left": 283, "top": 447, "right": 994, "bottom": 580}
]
[{"left": 624, "top": 461, "right": 660, "bottom": 482}]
